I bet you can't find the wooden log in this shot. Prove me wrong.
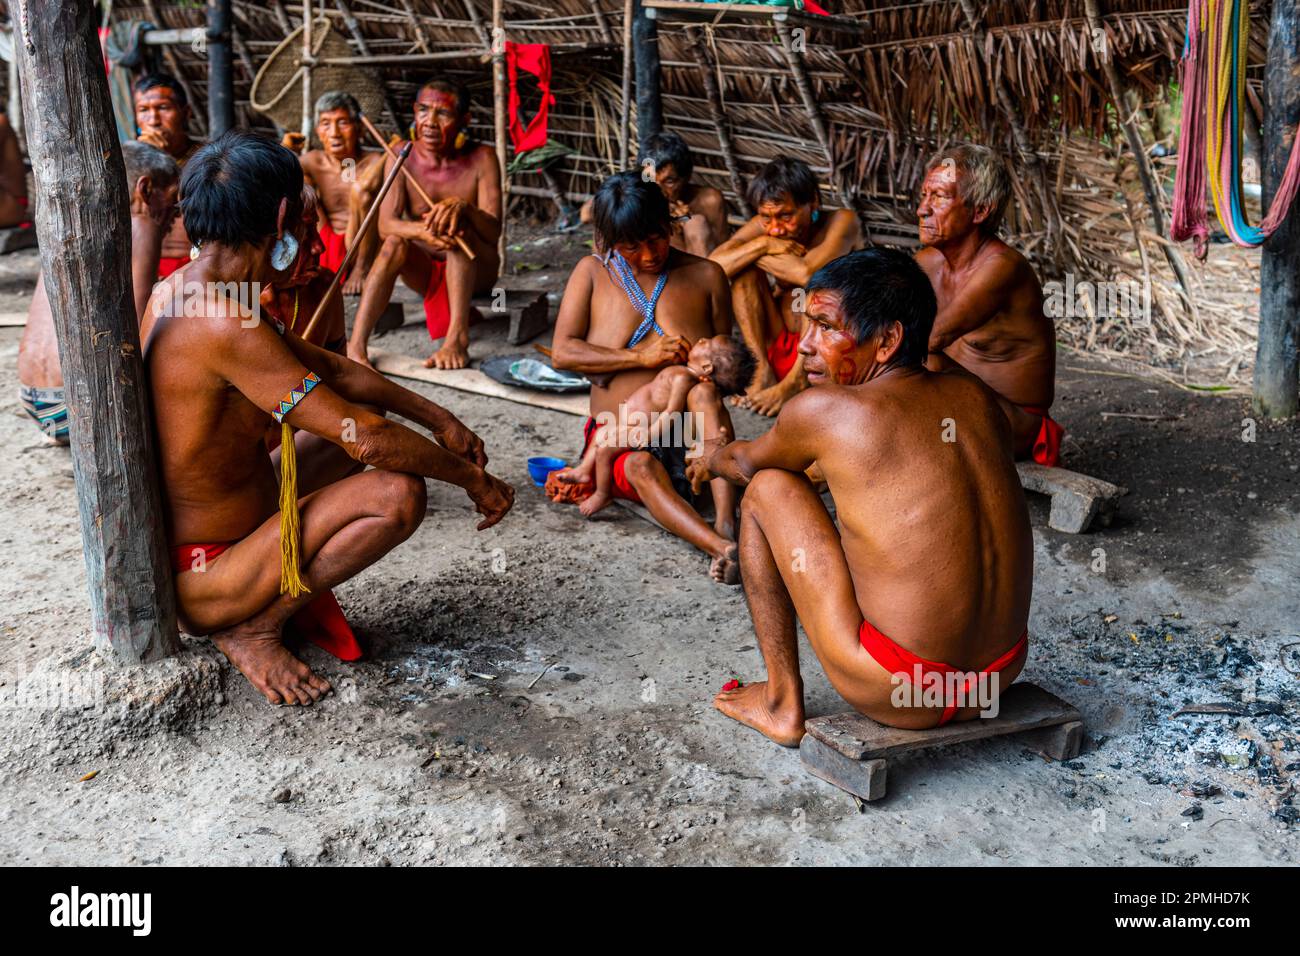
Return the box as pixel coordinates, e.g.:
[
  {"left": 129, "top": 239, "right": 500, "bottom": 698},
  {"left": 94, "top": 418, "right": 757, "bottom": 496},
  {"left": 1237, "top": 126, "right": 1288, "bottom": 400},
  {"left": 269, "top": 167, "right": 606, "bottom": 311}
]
[
  {"left": 1254, "top": 0, "right": 1300, "bottom": 419},
  {"left": 15, "top": 0, "right": 180, "bottom": 664},
  {"left": 632, "top": 0, "right": 664, "bottom": 155},
  {"left": 685, "top": 24, "right": 752, "bottom": 218}
]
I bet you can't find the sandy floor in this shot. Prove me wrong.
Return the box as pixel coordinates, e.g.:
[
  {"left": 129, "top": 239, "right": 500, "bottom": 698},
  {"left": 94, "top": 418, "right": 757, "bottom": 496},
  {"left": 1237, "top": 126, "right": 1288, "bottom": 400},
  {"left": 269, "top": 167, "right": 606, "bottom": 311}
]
[{"left": 0, "top": 233, "right": 1296, "bottom": 865}]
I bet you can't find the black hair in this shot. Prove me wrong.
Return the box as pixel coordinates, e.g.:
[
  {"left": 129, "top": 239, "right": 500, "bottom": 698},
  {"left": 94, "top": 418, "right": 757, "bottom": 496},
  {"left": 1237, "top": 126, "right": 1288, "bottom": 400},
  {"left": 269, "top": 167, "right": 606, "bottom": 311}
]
[
  {"left": 641, "top": 131, "right": 694, "bottom": 182},
  {"left": 180, "top": 131, "right": 304, "bottom": 249},
  {"left": 417, "top": 78, "right": 471, "bottom": 115},
  {"left": 747, "top": 156, "right": 819, "bottom": 209},
  {"left": 709, "top": 339, "right": 758, "bottom": 396},
  {"left": 592, "top": 172, "right": 672, "bottom": 249},
  {"left": 806, "top": 249, "right": 937, "bottom": 368},
  {"left": 133, "top": 73, "right": 188, "bottom": 108}
]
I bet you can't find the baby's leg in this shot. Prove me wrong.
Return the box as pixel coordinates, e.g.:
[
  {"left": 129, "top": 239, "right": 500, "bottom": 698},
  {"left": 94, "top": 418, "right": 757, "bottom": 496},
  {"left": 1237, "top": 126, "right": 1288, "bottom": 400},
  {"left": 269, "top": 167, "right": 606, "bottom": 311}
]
[{"left": 579, "top": 441, "right": 621, "bottom": 517}]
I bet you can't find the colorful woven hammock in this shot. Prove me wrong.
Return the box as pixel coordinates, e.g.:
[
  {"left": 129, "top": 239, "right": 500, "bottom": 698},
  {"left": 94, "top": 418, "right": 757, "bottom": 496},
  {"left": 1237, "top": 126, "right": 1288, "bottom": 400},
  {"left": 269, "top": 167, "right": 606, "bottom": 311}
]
[{"left": 1172, "top": 1, "right": 1300, "bottom": 256}]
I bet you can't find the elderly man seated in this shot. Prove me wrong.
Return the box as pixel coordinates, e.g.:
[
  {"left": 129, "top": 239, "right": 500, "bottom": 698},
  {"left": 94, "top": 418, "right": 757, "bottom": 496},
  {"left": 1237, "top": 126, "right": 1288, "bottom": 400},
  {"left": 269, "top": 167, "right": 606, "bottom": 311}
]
[
  {"left": 916, "top": 144, "right": 1062, "bottom": 465},
  {"left": 695, "top": 249, "right": 1033, "bottom": 744}
]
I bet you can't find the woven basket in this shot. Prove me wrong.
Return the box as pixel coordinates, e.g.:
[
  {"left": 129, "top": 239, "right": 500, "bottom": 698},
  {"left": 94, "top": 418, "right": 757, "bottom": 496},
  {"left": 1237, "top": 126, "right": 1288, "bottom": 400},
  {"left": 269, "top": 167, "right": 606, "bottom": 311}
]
[{"left": 249, "top": 18, "right": 389, "bottom": 140}]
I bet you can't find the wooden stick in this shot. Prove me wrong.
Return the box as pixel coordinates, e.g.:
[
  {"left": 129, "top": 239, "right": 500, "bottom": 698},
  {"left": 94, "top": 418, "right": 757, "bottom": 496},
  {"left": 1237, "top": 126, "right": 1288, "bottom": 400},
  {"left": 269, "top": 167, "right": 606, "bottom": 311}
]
[
  {"left": 685, "top": 24, "right": 751, "bottom": 218},
  {"left": 302, "top": 142, "right": 413, "bottom": 341},
  {"left": 357, "top": 112, "right": 477, "bottom": 260},
  {"left": 620, "top": 0, "right": 634, "bottom": 167},
  {"left": 492, "top": 0, "right": 510, "bottom": 268}
]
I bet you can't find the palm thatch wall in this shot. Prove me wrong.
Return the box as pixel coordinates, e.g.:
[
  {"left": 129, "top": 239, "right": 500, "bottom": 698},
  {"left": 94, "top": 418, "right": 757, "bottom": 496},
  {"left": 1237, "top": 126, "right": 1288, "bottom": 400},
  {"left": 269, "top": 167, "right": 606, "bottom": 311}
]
[{"left": 92, "top": 0, "right": 1274, "bottom": 380}]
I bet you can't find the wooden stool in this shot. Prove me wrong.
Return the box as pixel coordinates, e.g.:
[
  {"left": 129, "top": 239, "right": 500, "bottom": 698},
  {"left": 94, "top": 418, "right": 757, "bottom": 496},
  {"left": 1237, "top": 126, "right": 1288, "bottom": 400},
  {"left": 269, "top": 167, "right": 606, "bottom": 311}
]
[
  {"left": 1016, "top": 462, "right": 1126, "bottom": 533},
  {"left": 800, "top": 682, "right": 1083, "bottom": 803}
]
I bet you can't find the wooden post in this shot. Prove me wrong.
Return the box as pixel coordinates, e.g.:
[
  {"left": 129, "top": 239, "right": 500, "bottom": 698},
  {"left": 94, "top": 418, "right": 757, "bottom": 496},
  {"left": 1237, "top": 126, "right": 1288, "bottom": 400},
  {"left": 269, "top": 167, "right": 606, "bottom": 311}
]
[
  {"left": 620, "top": 0, "right": 633, "bottom": 167},
  {"left": 14, "top": 0, "right": 180, "bottom": 664},
  {"left": 685, "top": 24, "right": 751, "bottom": 218},
  {"left": 1083, "top": 0, "right": 1196, "bottom": 314},
  {"left": 492, "top": 0, "right": 509, "bottom": 267},
  {"left": 206, "top": 0, "right": 235, "bottom": 137},
  {"left": 632, "top": 0, "right": 663, "bottom": 156},
  {"left": 1254, "top": 0, "right": 1300, "bottom": 418},
  {"left": 301, "top": 0, "right": 314, "bottom": 137}
]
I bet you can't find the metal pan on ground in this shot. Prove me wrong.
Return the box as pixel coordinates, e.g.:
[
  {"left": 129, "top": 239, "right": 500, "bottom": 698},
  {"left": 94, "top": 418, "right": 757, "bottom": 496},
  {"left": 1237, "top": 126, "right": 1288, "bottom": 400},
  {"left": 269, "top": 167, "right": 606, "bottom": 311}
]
[{"left": 479, "top": 355, "right": 590, "bottom": 393}]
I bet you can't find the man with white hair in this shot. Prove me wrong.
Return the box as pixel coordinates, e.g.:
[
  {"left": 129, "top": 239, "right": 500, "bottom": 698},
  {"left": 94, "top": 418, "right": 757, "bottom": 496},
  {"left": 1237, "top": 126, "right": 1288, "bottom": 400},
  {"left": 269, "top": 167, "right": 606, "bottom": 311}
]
[{"left": 916, "top": 144, "right": 1062, "bottom": 465}]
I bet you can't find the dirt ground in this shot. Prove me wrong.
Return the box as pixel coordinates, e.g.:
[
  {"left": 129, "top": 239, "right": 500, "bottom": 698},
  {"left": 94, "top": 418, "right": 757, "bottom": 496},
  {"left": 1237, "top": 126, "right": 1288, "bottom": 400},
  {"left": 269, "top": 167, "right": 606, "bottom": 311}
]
[{"left": 0, "top": 233, "right": 1297, "bottom": 866}]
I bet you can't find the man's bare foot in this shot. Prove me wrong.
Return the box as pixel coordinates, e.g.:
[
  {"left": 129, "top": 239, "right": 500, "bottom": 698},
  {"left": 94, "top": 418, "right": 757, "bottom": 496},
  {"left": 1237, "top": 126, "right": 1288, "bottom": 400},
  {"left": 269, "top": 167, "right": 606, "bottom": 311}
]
[
  {"left": 730, "top": 365, "right": 777, "bottom": 407},
  {"left": 713, "top": 680, "right": 805, "bottom": 747},
  {"left": 347, "top": 346, "right": 376, "bottom": 372},
  {"left": 578, "top": 489, "right": 612, "bottom": 517},
  {"left": 211, "top": 622, "right": 333, "bottom": 706},
  {"left": 424, "top": 338, "right": 470, "bottom": 370},
  {"left": 342, "top": 272, "right": 365, "bottom": 296},
  {"left": 740, "top": 380, "right": 804, "bottom": 417},
  {"left": 709, "top": 541, "right": 740, "bottom": 585}
]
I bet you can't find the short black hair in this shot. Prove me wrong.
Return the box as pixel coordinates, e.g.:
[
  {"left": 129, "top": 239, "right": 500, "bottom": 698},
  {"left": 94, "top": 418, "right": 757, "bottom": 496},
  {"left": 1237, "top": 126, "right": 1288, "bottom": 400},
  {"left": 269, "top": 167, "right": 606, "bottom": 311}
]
[
  {"left": 417, "top": 78, "right": 471, "bottom": 115},
  {"left": 806, "top": 249, "right": 937, "bottom": 368},
  {"left": 709, "top": 339, "right": 758, "bottom": 396},
  {"left": 180, "top": 131, "right": 304, "bottom": 249},
  {"left": 641, "top": 131, "right": 694, "bottom": 182},
  {"left": 592, "top": 171, "right": 672, "bottom": 249},
  {"left": 133, "top": 73, "right": 187, "bottom": 108},
  {"left": 747, "top": 156, "right": 819, "bottom": 208}
]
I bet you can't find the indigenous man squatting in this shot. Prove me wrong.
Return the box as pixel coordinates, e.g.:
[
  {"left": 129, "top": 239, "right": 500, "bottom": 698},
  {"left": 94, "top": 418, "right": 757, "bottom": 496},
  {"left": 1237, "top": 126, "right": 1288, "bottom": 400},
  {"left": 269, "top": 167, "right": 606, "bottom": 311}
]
[
  {"left": 709, "top": 157, "right": 863, "bottom": 416},
  {"left": 916, "top": 144, "right": 1063, "bottom": 465},
  {"left": 348, "top": 79, "right": 502, "bottom": 371},
  {"left": 581, "top": 131, "right": 729, "bottom": 257},
  {"left": 141, "top": 131, "right": 514, "bottom": 706},
  {"left": 551, "top": 172, "right": 744, "bottom": 584},
  {"left": 695, "top": 249, "right": 1033, "bottom": 744},
  {"left": 285, "top": 91, "right": 384, "bottom": 295},
  {"left": 19, "top": 141, "right": 179, "bottom": 442},
  {"left": 133, "top": 73, "right": 201, "bottom": 279}
]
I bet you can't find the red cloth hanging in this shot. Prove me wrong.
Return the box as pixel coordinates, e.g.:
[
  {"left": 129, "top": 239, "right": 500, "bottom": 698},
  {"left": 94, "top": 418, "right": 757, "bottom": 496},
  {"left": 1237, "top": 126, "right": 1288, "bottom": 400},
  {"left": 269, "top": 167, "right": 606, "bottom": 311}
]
[{"left": 506, "top": 42, "right": 553, "bottom": 154}]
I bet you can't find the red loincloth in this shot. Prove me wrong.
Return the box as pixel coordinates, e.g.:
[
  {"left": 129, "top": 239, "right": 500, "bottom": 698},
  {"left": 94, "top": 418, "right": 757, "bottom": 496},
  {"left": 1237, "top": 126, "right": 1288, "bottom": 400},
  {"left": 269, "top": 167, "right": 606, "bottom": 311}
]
[
  {"left": 766, "top": 329, "right": 800, "bottom": 382},
  {"left": 423, "top": 259, "right": 452, "bottom": 341},
  {"left": 318, "top": 221, "right": 348, "bottom": 275},
  {"left": 157, "top": 255, "right": 190, "bottom": 279},
  {"left": 1018, "top": 404, "right": 1065, "bottom": 468},
  {"left": 545, "top": 418, "right": 643, "bottom": 505},
  {"left": 172, "top": 542, "right": 363, "bottom": 661},
  {"left": 859, "top": 619, "right": 1028, "bottom": 725}
]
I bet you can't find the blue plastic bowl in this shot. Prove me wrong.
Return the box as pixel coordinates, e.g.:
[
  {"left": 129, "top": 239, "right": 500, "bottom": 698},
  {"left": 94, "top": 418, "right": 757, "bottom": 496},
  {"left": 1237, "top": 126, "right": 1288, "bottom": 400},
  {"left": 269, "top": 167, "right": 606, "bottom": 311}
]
[{"left": 527, "top": 456, "right": 567, "bottom": 487}]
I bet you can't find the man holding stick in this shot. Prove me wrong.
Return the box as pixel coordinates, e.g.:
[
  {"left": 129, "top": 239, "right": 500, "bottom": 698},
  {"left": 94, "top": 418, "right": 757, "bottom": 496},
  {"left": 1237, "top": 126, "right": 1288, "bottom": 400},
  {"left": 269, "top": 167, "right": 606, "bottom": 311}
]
[{"left": 348, "top": 79, "right": 502, "bottom": 371}]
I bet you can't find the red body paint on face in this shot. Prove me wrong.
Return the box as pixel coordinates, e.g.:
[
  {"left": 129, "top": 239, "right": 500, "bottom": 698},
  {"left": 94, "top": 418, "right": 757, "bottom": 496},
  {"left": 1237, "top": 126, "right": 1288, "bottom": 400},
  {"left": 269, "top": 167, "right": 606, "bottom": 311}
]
[{"left": 836, "top": 356, "right": 858, "bottom": 385}]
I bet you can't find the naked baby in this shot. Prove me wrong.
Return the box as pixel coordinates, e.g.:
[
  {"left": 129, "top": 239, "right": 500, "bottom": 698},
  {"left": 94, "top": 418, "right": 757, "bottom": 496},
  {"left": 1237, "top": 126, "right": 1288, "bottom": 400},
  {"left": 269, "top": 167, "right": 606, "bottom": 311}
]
[{"left": 571, "top": 334, "right": 754, "bottom": 517}]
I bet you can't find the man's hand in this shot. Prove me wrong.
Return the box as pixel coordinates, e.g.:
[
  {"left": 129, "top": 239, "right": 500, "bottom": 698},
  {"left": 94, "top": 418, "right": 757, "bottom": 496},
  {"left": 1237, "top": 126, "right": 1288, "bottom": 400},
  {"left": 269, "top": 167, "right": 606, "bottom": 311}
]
[
  {"left": 426, "top": 197, "right": 470, "bottom": 237},
  {"left": 637, "top": 335, "right": 690, "bottom": 369},
  {"left": 467, "top": 471, "right": 515, "bottom": 530},
  {"left": 281, "top": 132, "right": 307, "bottom": 155},
  {"left": 686, "top": 455, "right": 716, "bottom": 496},
  {"left": 137, "top": 128, "right": 169, "bottom": 151},
  {"left": 765, "top": 236, "right": 806, "bottom": 258},
  {"left": 432, "top": 412, "right": 488, "bottom": 468}
]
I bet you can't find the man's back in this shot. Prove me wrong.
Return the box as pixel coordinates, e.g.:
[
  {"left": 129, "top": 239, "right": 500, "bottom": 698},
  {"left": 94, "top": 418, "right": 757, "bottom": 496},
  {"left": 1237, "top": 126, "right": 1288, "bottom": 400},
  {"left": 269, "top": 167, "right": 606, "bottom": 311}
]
[{"left": 815, "top": 366, "right": 1033, "bottom": 669}]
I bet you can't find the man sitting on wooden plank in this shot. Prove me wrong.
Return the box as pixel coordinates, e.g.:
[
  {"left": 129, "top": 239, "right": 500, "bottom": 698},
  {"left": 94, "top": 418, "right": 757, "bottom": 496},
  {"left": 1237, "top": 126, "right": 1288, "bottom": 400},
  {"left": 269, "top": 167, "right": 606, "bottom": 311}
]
[
  {"left": 347, "top": 78, "right": 502, "bottom": 372},
  {"left": 0, "top": 108, "right": 29, "bottom": 229},
  {"left": 709, "top": 157, "right": 862, "bottom": 417},
  {"left": 916, "top": 144, "right": 1063, "bottom": 465},
  {"left": 284, "top": 91, "right": 384, "bottom": 296},
  {"left": 133, "top": 73, "right": 201, "bottom": 279},
  {"left": 141, "top": 131, "right": 514, "bottom": 706},
  {"left": 551, "top": 172, "right": 743, "bottom": 584},
  {"left": 18, "top": 141, "right": 179, "bottom": 443},
  {"left": 580, "top": 132, "right": 729, "bottom": 257},
  {"left": 693, "top": 249, "right": 1032, "bottom": 744}
]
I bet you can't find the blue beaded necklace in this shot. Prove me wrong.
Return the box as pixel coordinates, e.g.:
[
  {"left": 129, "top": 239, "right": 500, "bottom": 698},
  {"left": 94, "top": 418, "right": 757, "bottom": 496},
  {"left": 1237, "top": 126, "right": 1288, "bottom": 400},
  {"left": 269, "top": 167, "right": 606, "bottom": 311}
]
[{"left": 606, "top": 251, "right": 668, "bottom": 348}]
